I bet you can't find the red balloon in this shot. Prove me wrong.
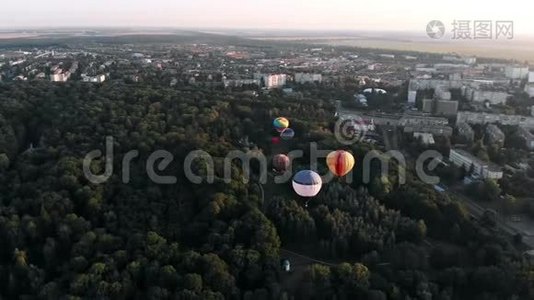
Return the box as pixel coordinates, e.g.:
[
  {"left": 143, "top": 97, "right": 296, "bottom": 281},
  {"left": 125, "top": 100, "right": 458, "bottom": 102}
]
[{"left": 273, "top": 154, "right": 290, "bottom": 172}]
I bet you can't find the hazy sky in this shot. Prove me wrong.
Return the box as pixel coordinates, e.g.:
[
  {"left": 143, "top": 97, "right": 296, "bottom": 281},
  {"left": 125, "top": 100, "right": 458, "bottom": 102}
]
[{"left": 2, "top": 0, "right": 533, "bottom": 35}]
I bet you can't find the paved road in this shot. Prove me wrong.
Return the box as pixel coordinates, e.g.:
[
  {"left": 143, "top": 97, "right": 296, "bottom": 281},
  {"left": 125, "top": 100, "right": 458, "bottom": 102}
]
[
  {"left": 278, "top": 248, "right": 343, "bottom": 297},
  {"left": 280, "top": 248, "right": 338, "bottom": 267},
  {"left": 379, "top": 126, "right": 399, "bottom": 151}
]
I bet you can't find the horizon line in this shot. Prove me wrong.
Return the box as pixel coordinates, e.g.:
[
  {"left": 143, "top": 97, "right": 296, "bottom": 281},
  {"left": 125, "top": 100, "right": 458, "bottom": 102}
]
[{"left": 0, "top": 26, "right": 532, "bottom": 39}]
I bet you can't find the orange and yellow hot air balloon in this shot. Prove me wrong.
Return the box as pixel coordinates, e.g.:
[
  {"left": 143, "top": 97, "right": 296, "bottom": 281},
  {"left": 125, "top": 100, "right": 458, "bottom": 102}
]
[{"left": 326, "top": 150, "right": 355, "bottom": 177}]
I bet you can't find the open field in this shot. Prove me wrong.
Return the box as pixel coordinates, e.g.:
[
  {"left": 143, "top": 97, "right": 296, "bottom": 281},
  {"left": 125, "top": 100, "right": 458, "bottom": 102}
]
[
  {"left": 0, "top": 33, "right": 41, "bottom": 39},
  {"left": 1, "top": 28, "right": 532, "bottom": 61},
  {"left": 251, "top": 34, "right": 534, "bottom": 62}
]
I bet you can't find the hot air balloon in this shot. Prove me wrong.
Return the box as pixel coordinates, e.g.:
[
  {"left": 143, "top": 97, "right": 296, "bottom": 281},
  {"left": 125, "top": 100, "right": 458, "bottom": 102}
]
[
  {"left": 273, "top": 117, "right": 289, "bottom": 133},
  {"left": 271, "top": 137, "right": 281, "bottom": 144},
  {"left": 292, "top": 170, "right": 322, "bottom": 198},
  {"left": 280, "top": 128, "right": 295, "bottom": 140},
  {"left": 326, "top": 150, "right": 355, "bottom": 177},
  {"left": 272, "top": 154, "right": 290, "bottom": 172}
]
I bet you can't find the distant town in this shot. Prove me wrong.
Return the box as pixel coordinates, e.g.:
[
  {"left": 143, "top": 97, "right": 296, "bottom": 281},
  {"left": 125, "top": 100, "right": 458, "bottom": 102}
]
[
  {"left": 2, "top": 31, "right": 534, "bottom": 298},
  {"left": 2, "top": 37, "right": 534, "bottom": 183}
]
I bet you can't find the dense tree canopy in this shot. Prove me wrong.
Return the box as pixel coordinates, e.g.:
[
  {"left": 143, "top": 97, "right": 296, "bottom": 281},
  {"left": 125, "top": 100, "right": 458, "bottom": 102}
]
[{"left": 0, "top": 80, "right": 532, "bottom": 299}]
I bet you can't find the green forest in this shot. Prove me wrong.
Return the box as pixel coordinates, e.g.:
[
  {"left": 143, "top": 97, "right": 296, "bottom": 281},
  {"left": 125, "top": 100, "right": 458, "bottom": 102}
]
[{"left": 0, "top": 80, "right": 533, "bottom": 299}]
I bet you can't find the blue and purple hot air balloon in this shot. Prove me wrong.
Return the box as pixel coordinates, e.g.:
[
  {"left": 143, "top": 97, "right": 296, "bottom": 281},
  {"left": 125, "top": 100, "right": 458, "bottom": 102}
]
[
  {"left": 280, "top": 128, "right": 295, "bottom": 140},
  {"left": 292, "top": 170, "right": 322, "bottom": 198}
]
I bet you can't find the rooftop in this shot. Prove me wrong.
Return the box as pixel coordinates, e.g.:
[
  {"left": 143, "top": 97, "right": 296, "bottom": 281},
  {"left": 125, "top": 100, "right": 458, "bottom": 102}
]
[{"left": 451, "top": 148, "right": 502, "bottom": 172}]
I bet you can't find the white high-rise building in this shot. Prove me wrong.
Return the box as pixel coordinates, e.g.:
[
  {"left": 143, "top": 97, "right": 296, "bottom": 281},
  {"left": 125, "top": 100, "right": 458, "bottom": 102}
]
[
  {"left": 254, "top": 74, "right": 287, "bottom": 89},
  {"left": 50, "top": 71, "right": 71, "bottom": 82},
  {"left": 449, "top": 149, "right": 503, "bottom": 179},
  {"left": 505, "top": 66, "right": 529, "bottom": 79},
  {"left": 82, "top": 74, "right": 107, "bottom": 83},
  {"left": 407, "top": 91, "right": 417, "bottom": 104},
  {"left": 464, "top": 57, "right": 477, "bottom": 65},
  {"left": 294, "top": 73, "right": 322, "bottom": 84}
]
